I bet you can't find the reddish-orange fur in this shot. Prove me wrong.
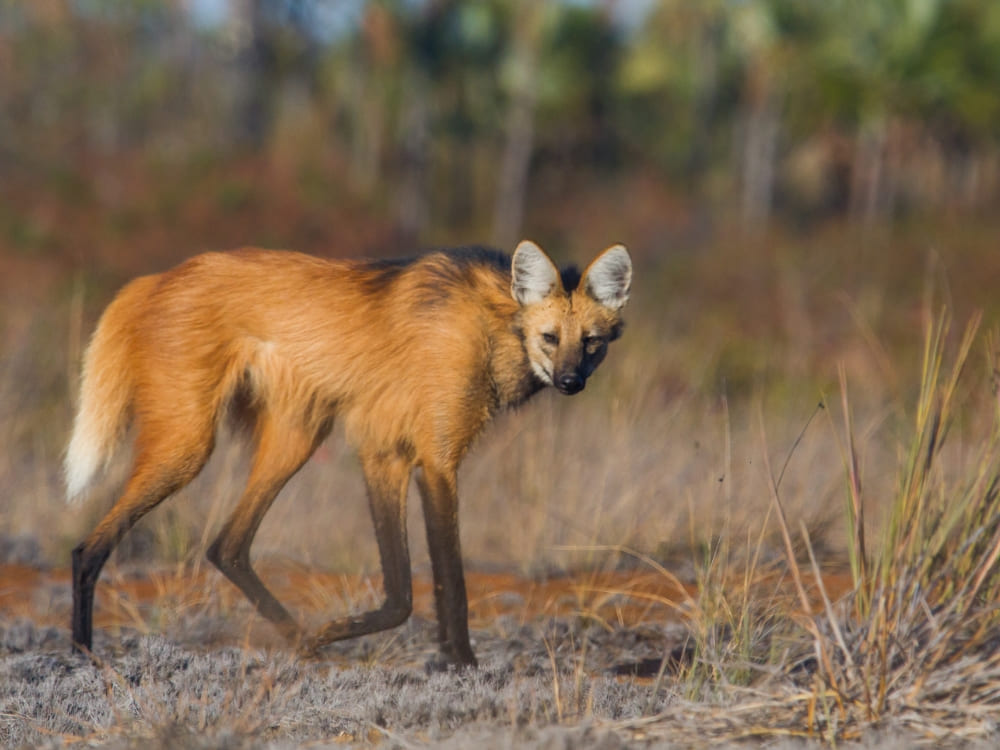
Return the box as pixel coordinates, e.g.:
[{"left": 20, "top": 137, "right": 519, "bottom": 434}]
[{"left": 67, "top": 241, "right": 631, "bottom": 665}]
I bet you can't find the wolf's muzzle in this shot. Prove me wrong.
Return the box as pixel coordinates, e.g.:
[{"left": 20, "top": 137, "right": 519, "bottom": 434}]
[{"left": 556, "top": 373, "right": 584, "bottom": 395}]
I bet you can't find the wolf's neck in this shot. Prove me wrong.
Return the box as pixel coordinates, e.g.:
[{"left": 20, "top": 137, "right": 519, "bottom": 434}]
[{"left": 487, "top": 322, "right": 547, "bottom": 411}]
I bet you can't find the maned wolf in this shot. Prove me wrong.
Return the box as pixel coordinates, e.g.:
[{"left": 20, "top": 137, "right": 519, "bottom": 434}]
[{"left": 66, "top": 240, "right": 632, "bottom": 665}]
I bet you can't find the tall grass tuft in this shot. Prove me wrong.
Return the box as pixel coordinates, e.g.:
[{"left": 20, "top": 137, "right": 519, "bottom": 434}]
[
  {"left": 628, "top": 313, "right": 1000, "bottom": 744},
  {"left": 813, "top": 311, "right": 1000, "bottom": 736}
]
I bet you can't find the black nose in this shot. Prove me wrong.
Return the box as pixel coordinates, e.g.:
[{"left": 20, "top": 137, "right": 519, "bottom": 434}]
[{"left": 556, "top": 373, "right": 584, "bottom": 395}]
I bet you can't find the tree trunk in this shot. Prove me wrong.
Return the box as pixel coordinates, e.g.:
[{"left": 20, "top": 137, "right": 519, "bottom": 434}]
[
  {"left": 394, "top": 71, "right": 430, "bottom": 245},
  {"left": 849, "top": 120, "right": 887, "bottom": 225},
  {"left": 740, "top": 98, "right": 779, "bottom": 228},
  {"left": 492, "top": 4, "right": 544, "bottom": 249},
  {"left": 237, "top": 0, "right": 277, "bottom": 147}
]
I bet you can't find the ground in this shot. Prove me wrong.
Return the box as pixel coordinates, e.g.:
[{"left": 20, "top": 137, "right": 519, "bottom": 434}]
[{"left": 2, "top": 557, "right": 972, "bottom": 748}]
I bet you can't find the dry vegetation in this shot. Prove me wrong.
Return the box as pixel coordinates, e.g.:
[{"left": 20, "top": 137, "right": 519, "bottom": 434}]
[
  {"left": 4, "top": 165, "right": 1000, "bottom": 745},
  {"left": 5, "top": 4, "right": 1000, "bottom": 744}
]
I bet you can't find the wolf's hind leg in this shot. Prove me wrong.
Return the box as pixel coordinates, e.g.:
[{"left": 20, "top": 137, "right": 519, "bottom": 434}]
[{"left": 73, "top": 412, "right": 216, "bottom": 654}]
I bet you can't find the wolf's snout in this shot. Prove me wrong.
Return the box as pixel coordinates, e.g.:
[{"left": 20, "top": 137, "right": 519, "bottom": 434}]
[{"left": 556, "top": 373, "right": 584, "bottom": 395}]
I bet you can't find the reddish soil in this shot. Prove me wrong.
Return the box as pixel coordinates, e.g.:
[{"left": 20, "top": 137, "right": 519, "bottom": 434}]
[{"left": 0, "top": 562, "right": 854, "bottom": 648}]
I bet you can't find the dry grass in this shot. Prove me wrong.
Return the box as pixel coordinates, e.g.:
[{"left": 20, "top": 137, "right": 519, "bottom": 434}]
[
  {"left": 5, "top": 221, "right": 1000, "bottom": 746},
  {"left": 1, "top": 277, "right": 859, "bottom": 577},
  {"left": 788, "top": 313, "right": 1000, "bottom": 741}
]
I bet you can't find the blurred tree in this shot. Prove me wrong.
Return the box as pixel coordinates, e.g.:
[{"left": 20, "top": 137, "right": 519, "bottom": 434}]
[
  {"left": 534, "top": 5, "right": 622, "bottom": 171},
  {"left": 231, "top": 0, "right": 321, "bottom": 146},
  {"left": 389, "top": 3, "right": 430, "bottom": 243},
  {"left": 895, "top": 0, "right": 1000, "bottom": 208},
  {"left": 729, "top": 0, "right": 781, "bottom": 227},
  {"left": 492, "top": 0, "right": 548, "bottom": 248},
  {"left": 2, "top": 0, "right": 1000, "bottom": 241},
  {"left": 336, "top": 1, "right": 401, "bottom": 197}
]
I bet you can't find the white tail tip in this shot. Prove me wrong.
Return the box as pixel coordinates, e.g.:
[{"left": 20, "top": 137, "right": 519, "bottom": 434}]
[{"left": 64, "top": 426, "right": 101, "bottom": 504}]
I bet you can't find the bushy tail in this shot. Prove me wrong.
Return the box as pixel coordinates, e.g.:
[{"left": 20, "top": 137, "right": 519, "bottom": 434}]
[{"left": 65, "top": 277, "right": 153, "bottom": 502}]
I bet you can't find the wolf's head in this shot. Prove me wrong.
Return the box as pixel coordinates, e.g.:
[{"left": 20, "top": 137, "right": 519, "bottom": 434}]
[{"left": 511, "top": 240, "right": 632, "bottom": 395}]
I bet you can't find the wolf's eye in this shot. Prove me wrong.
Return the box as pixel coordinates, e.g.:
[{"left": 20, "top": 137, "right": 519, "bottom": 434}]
[
  {"left": 542, "top": 332, "right": 559, "bottom": 346},
  {"left": 583, "top": 335, "right": 604, "bottom": 353}
]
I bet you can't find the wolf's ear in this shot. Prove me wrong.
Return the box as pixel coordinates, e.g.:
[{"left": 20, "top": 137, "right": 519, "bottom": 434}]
[
  {"left": 511, "top": 240, "right": 561, "bottom": 305},
  {"left": 582, "top": 244, "right": 631, "bottom": 310}
]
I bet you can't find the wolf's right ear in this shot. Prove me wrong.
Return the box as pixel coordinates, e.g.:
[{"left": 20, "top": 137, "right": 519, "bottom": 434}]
[{"left": 511, "top": 240, "right": 561, "bottom": 305}]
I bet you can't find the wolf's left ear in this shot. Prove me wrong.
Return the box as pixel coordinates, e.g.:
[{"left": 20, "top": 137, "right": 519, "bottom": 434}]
[
  {"left": 582, "top": 244, "right": 631, "bottom": 310},
  {"left": 511, "top": 240, "right": 561, "bottom": 305}
]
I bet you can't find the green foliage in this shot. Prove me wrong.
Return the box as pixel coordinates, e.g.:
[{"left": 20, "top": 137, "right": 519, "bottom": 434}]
[{"left": 4, "top": 0, "right": 1000, "bottom": 231}]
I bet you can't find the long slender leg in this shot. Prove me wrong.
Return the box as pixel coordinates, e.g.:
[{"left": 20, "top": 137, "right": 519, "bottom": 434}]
[
  {"left": 417, "top": 465, "right": 476, "bottom": 666},
  {"left": 207, "top": 415, "right": 328, "bottom": 641},
  {"left": 73, "top": 426, "right": 214, "bottom": 653},
  {"left": 305, "top": 450, "right": 413, "bottom": 652}
]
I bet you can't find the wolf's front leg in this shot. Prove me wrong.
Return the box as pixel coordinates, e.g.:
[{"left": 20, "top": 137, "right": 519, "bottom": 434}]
[
  {"left": 303, "top": 450, "right": 413, "bottom": 655},
  {"left": 417, "top": 465, "right": 477, "bottom": 667}
]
